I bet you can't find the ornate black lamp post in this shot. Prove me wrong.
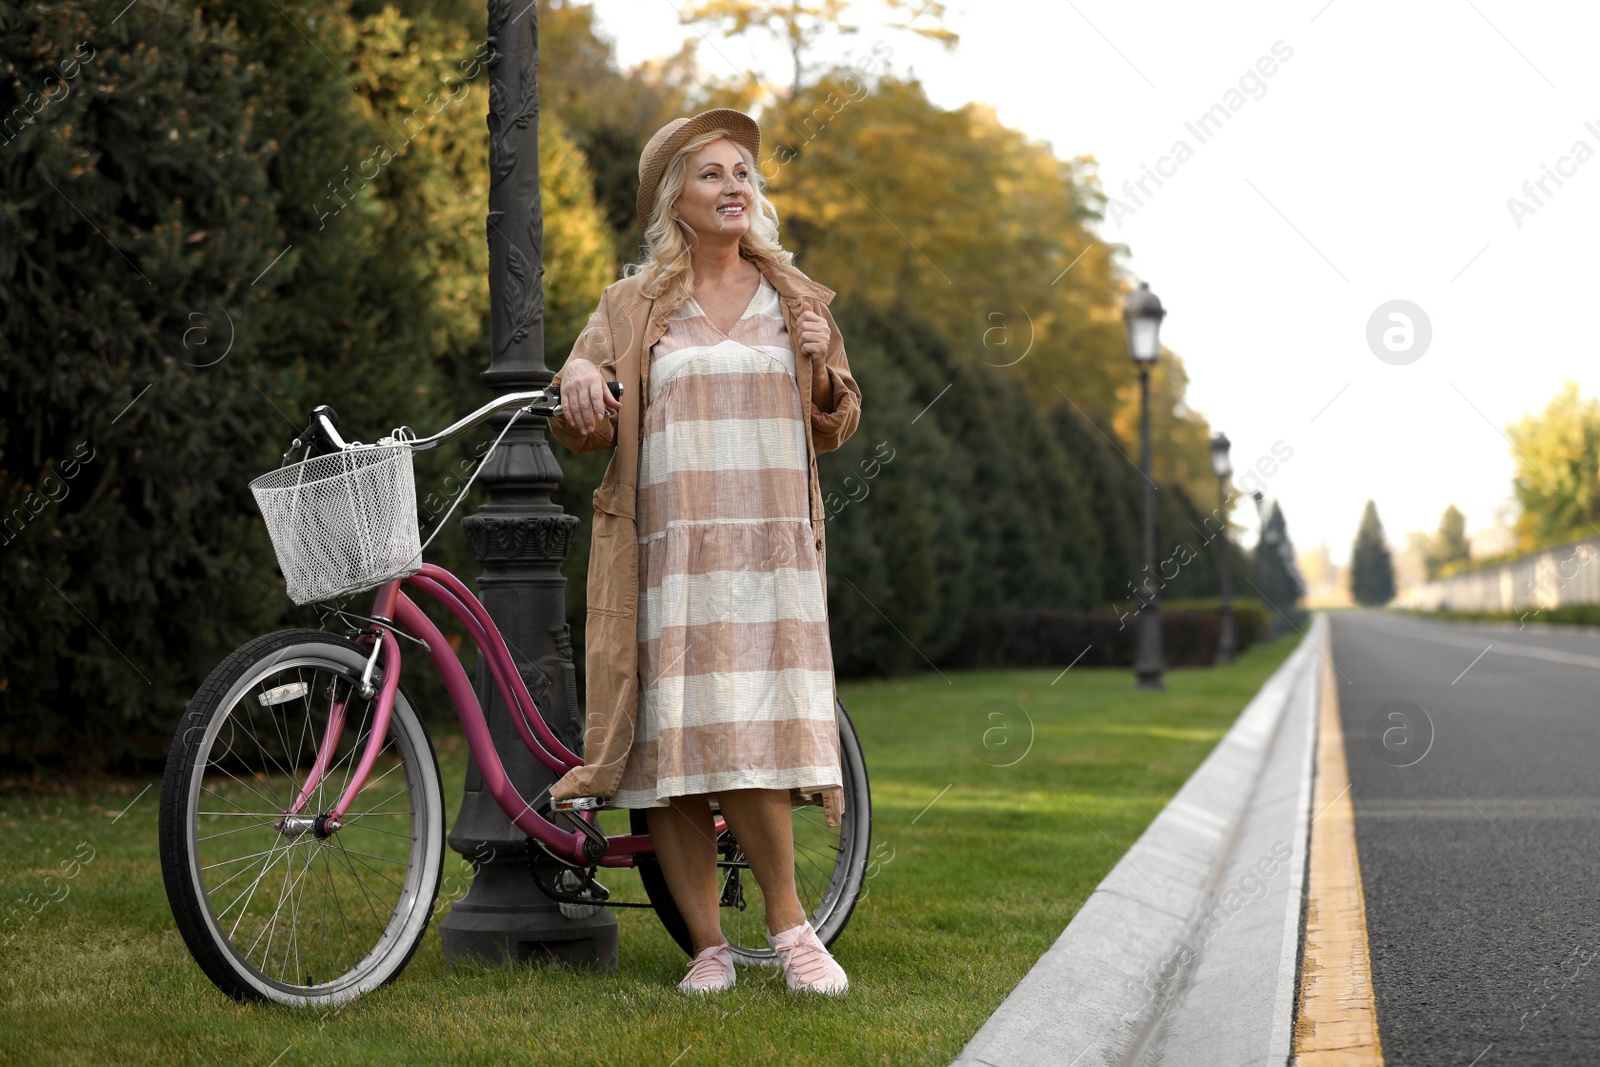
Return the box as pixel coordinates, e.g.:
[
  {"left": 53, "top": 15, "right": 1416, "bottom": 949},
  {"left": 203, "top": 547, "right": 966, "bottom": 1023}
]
[
  {"left": 437, "top": 1, "right": 618, "bottom": 970},
  {"left": 1210, "top": 432, "right": 1237, "bottom": 665},
  {"left": 1125, "top": 281, "right": 1167, "bottom": 691}
]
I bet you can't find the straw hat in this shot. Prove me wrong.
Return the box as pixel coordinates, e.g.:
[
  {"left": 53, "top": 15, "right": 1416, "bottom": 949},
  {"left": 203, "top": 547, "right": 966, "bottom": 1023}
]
[{"left": 636, "top": 107, "right": 762, "bottom": 229}]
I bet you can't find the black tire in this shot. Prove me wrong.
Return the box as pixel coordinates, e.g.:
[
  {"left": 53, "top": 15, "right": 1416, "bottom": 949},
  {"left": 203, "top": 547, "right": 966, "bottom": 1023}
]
[
  {"left": 159, "top": 629, "right": 445, "bottom": 1007},
  {"left": 633, "top": 699, "right": 871, "bottom": 965}
]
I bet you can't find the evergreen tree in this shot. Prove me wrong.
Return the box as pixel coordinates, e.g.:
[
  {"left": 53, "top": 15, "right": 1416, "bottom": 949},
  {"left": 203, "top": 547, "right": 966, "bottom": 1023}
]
[
  {"left": 1049, "top": 405, "right": 1138, "bottom": 604},
  {"left": 1350, "top": 500, "right": 1397, "bottom": 606},
  {"left": 1427, "top": 504, "right": 1471, "bottom": 578},
  {"left": 2, "top": 1, "right": 311, "bottom": 765},
  {"left": 0, "top": 0, "right": 613, "bottom": 767},
  {"left": 1251, "top": 500, "right": 1305, "bottom": 617},
  {"left": 816, "top": 300, "right": 957, "bottom": 677},
  {"left": 1155, "top": 485, "right": 1223, "bottom": 601}
]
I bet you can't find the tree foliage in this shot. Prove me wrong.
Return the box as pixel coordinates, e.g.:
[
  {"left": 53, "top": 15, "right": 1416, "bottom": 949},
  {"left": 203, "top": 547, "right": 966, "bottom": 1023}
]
[
  {"left": 0, "top": 0, "right": 613, "bottom": 767},
  {"left": 1250, "top": 499, "right": 1304, "bottom": 619},
  {"left": 678, "top": 0, "right": 957, "bottom": 96},
  {"left": 756, "top": 71, "right": 1217, "bottom": 501},
  {"left": 4, "top": 0, "right": 1245, "bottom": 766},
  {"left": 1507, "top": 381, "right": 1600, "bottom": 550},
  {"left": 1427, "top": 504, "right": 1470, "bottom": 578},
  {"left": 1349, "top": 500, "right": 1396, "bottom": 607}
]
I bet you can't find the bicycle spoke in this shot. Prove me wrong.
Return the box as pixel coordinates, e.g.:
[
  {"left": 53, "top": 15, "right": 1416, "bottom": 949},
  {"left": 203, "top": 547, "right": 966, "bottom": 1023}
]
[
  {"left": 236, "top": 700, "right": 303, "bottom": 806},
  {"left": 205, "top": 762, "right": 291, "bottom": 822},
  {"left": 337, "top": 736, "right": 401, "bottom": 816},
  {"left": 203, "top": 843, "right": 305, "bottom": 873},
  {"left": 792, "top": 837, "right": 838, "bottom": 863},
  {"left": 223, "top": 836, "right": 299, "bottom": 939},
  {"left": 332, "top": 701, "right": 377, "bottom": 808},
  {"left": 796, "top": 853, "right": 836, "bottom": 883},
  {"left": 795, "top": 862, "right": 836, "bottom": 897},
  {"left": 329, "top": 843, "right": 410, "bottom": 882},
  {"left": 339, "top": 823, "right": 413, "bottom": 841},
  {"left": 197, "top": 809, "right": 295, "bottom": 817},
  {"left": 327, "top": 838, "right": 389, "bottom": 926},
  {"left": 320, "top": 717, "right": 369, "bottom": 801},
  {"left": 347, "top": 757, "right": 404, "bottom": 803},
  {"left": 201, "top": 847, "right": 285, "bottom": 899},
  {"left": 291, "top": 670, "right": 316, "bottom": 805},
  {"left": 342, "top": 795, "right": 415, "bottom": 823},
  {"left": 342, "top": 809, "right": 413, "bottom": 823},
  {"left": 278, "top": 842, "right": 319, "bottom": 982},
  {"left": 253, "top": 841, "right": 320, "bottom": 969},
  {"left": 315, "top": 666, "right": 340, "bottom": 816},
  {"left": 250, "top": 835, "right": 300, "bottom": 967},
  {"left": 199, "top": 822, "right": 284, "bottom": 843},
  {"left": 222, "top": 702, "right": 296, "bottom": 804},
  {"left": 316, "top": 846, "right": 360, "bottom": 967},
  {"left": 283, "top": 842, "right": 310, "bottom": 984},
  {"left": 199, "top": 782, "right": 285, "bottom": 820},
  {"left": 793, "top": 856, "right": 823, "bottom": 907}
]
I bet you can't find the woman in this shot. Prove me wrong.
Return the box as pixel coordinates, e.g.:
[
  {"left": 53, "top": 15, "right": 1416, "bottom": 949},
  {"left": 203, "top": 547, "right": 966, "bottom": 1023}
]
[{"left": 545, "top": 108, "right": 862, "bottom": 996}]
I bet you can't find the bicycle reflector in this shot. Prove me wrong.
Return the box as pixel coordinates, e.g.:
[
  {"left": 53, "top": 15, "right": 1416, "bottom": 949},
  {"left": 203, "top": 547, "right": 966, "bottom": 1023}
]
[{"left": 257, "top": 682, "right": 310, "bottom": 707}]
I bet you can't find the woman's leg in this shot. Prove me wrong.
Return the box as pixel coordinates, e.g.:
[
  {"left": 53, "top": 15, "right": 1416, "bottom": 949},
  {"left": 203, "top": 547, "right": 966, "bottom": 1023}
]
[
  {"left": 644, "top": 794, "right": 726, "bottom": 954},
  {"left": 714, "top": 787, "right": 807, "bottom": 936}
]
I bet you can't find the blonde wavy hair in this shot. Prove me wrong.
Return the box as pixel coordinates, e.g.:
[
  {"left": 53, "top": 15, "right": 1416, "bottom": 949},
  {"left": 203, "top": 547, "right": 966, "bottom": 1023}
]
[{"left": 621, "top": 128, "right": 794, "bottom": 311}]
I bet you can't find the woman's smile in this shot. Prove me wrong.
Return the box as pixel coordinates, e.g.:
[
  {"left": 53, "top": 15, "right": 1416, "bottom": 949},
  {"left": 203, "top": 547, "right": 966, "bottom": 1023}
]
[{"left": 676, "top": 139, "right": 754, "bottom": 235}]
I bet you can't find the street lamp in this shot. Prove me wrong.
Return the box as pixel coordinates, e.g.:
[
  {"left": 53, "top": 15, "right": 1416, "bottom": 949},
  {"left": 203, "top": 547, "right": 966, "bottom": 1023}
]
[
  {"left": 1210, "top": 432, "right": 1237, "bottom": 664},
  {"left": 1124, "top": 281, "right": 1166, "bottom": 691},
  {"left": 438, "top": 2, "right": 618, "bottom": 970}
]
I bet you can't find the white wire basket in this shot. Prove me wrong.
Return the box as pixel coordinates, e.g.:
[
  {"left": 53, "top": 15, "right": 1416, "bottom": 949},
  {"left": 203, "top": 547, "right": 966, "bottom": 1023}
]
[{"left": 250, "top": 444, "right": 422, "bottom": 606}]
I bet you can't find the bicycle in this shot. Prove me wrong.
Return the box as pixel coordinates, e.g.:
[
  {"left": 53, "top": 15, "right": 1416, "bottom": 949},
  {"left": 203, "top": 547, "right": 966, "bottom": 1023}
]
[{"left": 158, "top": 387, "right": 872, "bottom": 1007}]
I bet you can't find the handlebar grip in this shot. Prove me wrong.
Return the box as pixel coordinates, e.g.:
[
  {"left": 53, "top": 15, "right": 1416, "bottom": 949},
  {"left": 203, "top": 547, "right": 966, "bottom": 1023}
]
[
  {"left": 548, "top": 380, "right": 623, "bottom": 422},
  {"left": 295, "top": 405, "right": 347, "bottom": 457}
]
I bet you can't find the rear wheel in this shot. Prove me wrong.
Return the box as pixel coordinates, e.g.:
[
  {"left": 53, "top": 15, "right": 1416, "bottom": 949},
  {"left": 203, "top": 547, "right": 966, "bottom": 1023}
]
[
  {"left": 633, "top": 699, "right": 871, "bottom": 966},
  {"left": 159, "top": 629, "right": 445, "bottom": 1007}
]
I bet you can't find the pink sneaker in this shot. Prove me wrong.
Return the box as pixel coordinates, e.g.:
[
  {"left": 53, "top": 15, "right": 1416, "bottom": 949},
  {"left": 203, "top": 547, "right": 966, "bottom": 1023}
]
[
  {"left": 767, "top": 921, "right": 849, "bottom": 994},
  {"left": 678, "top": 941, "right": 736, "bottom": 993}
]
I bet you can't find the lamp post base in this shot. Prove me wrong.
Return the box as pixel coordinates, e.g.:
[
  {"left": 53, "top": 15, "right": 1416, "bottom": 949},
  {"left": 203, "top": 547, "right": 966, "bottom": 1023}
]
[
  {"left": 1132, "top": 599, "right": 1166, "bottom": 692},
  {"left": 1216, "top": 612, "right": 1238, "bottom": 665},
  {"left": 438, "top": 854, "right": 619, "bottom": 971}
]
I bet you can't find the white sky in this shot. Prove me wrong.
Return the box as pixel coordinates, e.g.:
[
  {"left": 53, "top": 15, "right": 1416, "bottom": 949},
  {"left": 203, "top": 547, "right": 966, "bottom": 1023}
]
[{"left": 590, "top": 0, "right": 1600, "bottom": 564}]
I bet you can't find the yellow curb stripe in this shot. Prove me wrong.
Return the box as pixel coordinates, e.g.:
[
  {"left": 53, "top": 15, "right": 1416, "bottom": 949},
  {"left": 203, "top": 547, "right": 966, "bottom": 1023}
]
[{"left": 1294, "top": 630, "right": 1384, "bottom": 1065}]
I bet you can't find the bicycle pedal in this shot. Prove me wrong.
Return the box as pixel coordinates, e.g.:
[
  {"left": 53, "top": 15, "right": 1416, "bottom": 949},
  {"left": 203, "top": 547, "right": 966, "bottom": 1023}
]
[
  {"left": 554, "top": 867, "right": 610, "bottom": 904},
  {"left": 552, "top": 795, "right": 607, "bottom": 812},
  {"left": 719, "top": 867, "right": 747, "bottom": 911}
]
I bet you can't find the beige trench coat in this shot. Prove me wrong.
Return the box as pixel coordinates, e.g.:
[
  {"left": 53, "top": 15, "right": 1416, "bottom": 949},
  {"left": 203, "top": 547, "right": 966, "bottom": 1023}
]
[{"left": 544, "top": 250, "right": 862, "bottom": 819}]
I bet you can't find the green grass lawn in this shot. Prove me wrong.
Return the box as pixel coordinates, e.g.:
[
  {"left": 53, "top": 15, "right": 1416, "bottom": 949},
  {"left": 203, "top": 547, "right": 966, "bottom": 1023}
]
[{"left": 0, "top": 635, "right": 1298, "bottom": 1066}]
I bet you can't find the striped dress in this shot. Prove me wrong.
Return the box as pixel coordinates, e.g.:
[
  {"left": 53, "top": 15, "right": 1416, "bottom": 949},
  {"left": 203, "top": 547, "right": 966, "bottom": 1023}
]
[{"left": 610, "top": 272, "right": 844, "bottom": 825}]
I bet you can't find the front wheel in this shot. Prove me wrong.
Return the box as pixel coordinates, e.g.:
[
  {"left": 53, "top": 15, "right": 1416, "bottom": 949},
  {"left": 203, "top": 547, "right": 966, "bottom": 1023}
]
[
  {"left": 633, "top": 699, "right": 871, "bottom": 966},
  {"left": 159, "top": 629, "right": 445, "bottom": 1007}
]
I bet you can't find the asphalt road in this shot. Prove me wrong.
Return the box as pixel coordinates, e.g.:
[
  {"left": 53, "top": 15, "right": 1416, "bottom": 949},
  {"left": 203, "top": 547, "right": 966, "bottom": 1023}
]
[{"left": 1330, "top": 611, "right": 1600, "bottom": 1065}]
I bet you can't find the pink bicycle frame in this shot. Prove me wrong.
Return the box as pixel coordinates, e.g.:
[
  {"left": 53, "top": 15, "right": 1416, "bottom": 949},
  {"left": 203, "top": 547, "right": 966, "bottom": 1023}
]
[{"left": 281, "top": 563, "right": 725, "bottom": 867}]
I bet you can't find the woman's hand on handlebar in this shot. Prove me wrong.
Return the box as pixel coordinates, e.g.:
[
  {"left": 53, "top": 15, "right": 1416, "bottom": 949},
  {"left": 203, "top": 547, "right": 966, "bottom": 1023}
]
[{"left": 556, "top": 359, "right": 623, "bottom": 436}]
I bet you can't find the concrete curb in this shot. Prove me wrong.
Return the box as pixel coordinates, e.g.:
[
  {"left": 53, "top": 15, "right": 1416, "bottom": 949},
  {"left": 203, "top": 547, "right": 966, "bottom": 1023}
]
[{"left": 950, "top": 618, "right": 1326, "bottom": 1067}]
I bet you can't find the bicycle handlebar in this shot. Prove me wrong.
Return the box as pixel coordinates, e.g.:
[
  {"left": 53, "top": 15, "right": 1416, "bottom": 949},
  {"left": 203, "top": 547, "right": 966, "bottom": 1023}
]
[{"left": 288, "top": 383, "right": 624, "bottom": 458}]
